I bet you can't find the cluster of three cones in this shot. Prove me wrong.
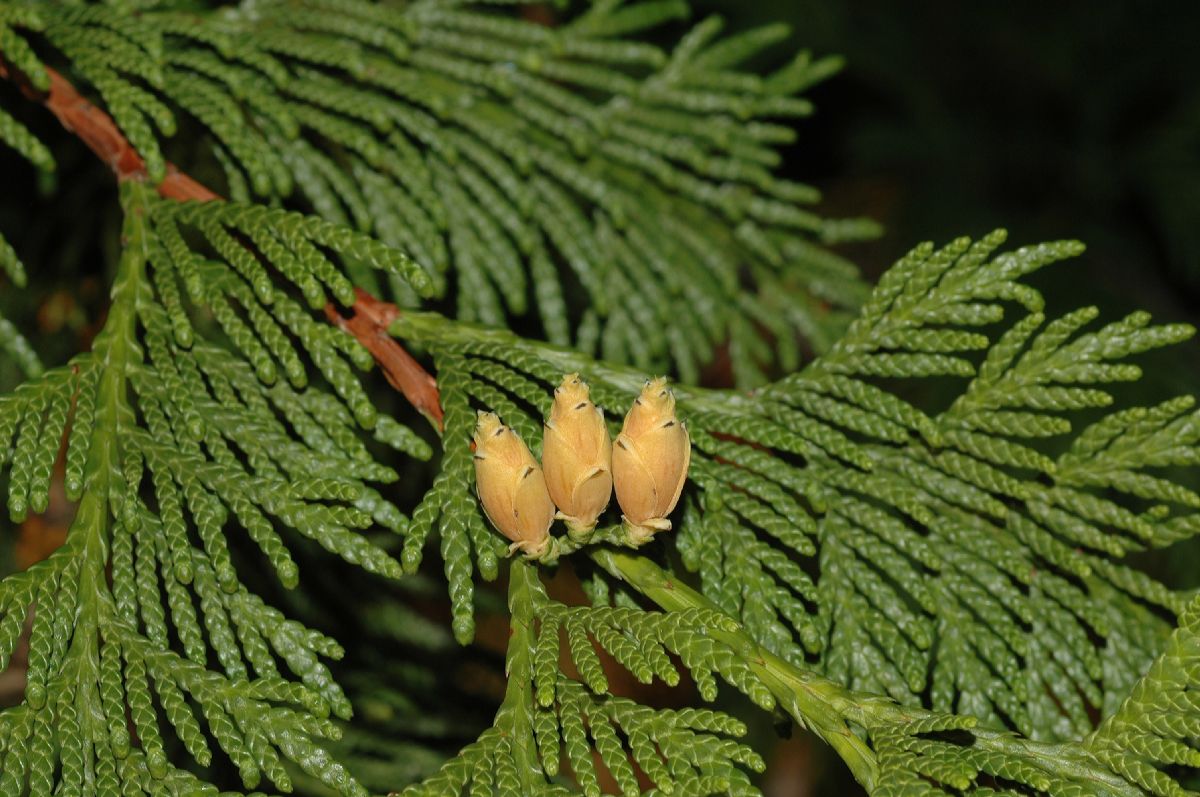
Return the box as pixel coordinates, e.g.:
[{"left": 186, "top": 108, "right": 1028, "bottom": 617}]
[{"left": 473, "top": 374, "right": 691, "bottom": 560}]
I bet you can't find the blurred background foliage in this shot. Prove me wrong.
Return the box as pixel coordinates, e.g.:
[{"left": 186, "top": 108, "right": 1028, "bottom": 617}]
[
  {"left": 2, "top": 2, "right": 1198, "bottom": 795},
  {"left": 711, "top": 0, "right": 1200, "bottom": 323}
]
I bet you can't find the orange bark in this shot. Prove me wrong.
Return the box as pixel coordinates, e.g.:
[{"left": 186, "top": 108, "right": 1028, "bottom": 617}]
[{"left": 325, "top": 289, "right": 444, "bottom": 427}]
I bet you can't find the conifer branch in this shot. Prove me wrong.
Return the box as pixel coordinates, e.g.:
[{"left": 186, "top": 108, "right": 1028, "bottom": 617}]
[
  {"left": 3, "top": 4, "right": 1199, "bottom": 795},
  {"left": 0, "top": 55, "right": 444, "bottom": 427},
  {"left": 593, "top": 548, "right": 1157, "bottom": 797},
  {"left": 387, "top": 229, "right": 1198, "bottom": 745},
  {"left": 405, "top": 558, "right": 771, "bottom": 797},
  {"left": 5, "top": 0, "right": 873, "bottom": 384},
  {"left": 0, "top": 168, "right": 450, "bottom": 795}
]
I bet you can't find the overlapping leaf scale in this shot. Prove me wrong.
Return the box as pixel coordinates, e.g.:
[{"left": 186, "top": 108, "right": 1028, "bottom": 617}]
[
  {"left": 0, "top": 182, "right": 438, "bottom": 796},
  {"left": 402, "top": 561, "right": 767, "bottom": 797},
  {"left": 743, "top": 231, "right": 1196, "bottom": 739},
  {"left": 1086, "top": 594, "right": 1200, "bottom": 797},
  {"left": 22, "top": 0, "right": 875, "bottom": 384},
  {"left": 392, "top": 231, "right": 1198, "bottom": 743},
  {"left": 864, "top": 708, "right": 1139, "bottom": 797}
]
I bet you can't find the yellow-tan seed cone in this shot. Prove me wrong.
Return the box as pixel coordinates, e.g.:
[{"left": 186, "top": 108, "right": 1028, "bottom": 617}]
[
  {"left": 542, "top": 374, "right": 612, "bottom": 536},
  {"left": 473, "top": 411, "right": 555, "bottom": 558},
  {"left": 612, "top": 377, "right": 690, "bottom": 543}
]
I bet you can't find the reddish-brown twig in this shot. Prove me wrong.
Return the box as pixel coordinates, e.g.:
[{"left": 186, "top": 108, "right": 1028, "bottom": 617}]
[
  {"left": 1, "top": 59, "right": 444, "bottom": 427},
  {"left": 325, "top": 289, "right": 444, "bottom": 427}
]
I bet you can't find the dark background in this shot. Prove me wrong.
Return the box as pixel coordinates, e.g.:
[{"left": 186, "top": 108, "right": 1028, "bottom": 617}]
[{"left": 710, "top": 1, "right": 1200, "bottom": 328}]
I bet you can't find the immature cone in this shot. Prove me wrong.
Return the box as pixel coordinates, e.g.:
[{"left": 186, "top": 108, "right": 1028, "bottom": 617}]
[
  {"left": 473, "top": 411, "right": 555, "bottom": 558},
  {"left": 612, "top": 377, "right": 690, "bottom": 544},
  {"left": 542, "top": 374, "right": 612, "bottom": 540}
]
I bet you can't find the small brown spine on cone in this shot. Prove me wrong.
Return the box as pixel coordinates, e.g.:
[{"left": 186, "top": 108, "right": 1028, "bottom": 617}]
[
  {"left": 473, "top": 412, "right": 555, "bottom": 558},
  {"left": 542, "top": 373, "right": 613, "bottom": 539},
  {"left": 612, "top": 377, "right": 690, "bottom": 544}
]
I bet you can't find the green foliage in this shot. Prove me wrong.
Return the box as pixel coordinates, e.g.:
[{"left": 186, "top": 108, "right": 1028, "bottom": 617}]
[
  {"left": 596, "top": 548, "right": 1200, "bottom": 797},
  {"left": 391, "top": 229, "right": 1197, "bottom": 748},
  {"left": 266, "top": 569, "right": 500, "bottom": 794},
  {"left": 0, "top": 0, "right": 875, "bottom": 386},
  {"left": 2, "top": 1, "right": 1200, "bottom": 796},
  {"left": 404, "top": 561, "right": 769, "bottom": 797},
  {"left": 0, "top": 181, "right": 434, "bottom": 795},
  {"left": 1087, "top": 593, "right": 1200, "bottom": 797}
]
